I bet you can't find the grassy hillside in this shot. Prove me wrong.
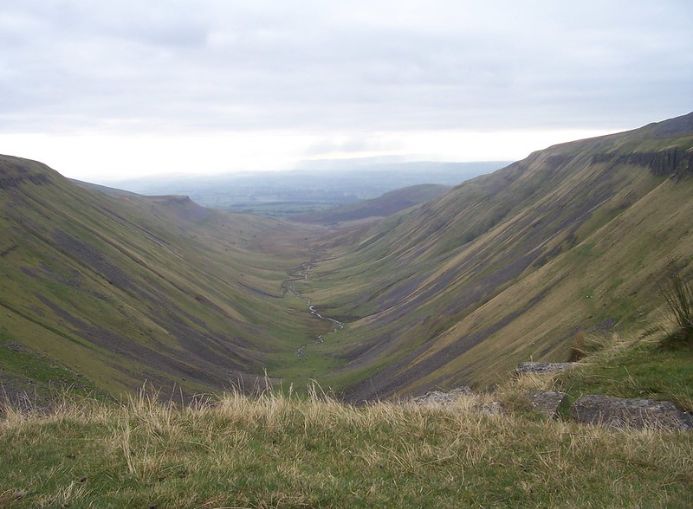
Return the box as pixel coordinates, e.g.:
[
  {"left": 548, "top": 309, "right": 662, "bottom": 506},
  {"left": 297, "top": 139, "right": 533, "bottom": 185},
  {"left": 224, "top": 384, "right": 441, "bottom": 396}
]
[
  {"left": 293, "top": 184, "right": 450, "bottom": 224},
  {"left": 1, "top": 113, "right": 692, "bottom": 404},
  {"left": 301, "top": 112, "right": 693, "bottom": 399},
  {"left": 0, "top": 155, "right": 333, "bottom": 399},
  {"left": 1, "top": 387, "right": 691, "bottom": 508}
]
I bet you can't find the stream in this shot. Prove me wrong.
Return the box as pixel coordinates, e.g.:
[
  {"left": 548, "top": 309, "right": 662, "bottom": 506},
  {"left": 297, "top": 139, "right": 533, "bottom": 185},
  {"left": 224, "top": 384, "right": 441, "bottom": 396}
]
[{"left": 283, "top": 259, "right": 344, "bottom": 359}]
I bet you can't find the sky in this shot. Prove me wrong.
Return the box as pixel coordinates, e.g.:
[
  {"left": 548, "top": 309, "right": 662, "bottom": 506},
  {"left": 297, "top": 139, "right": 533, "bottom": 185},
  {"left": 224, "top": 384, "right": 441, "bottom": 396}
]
[{"left": 0, "top": 0, "right": 691, "bottom": 182}]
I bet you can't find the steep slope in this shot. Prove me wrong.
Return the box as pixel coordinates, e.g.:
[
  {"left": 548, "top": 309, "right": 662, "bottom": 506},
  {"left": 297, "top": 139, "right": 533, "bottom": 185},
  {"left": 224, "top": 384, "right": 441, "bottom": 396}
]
[
  {"left": 69, "top": 179, "right": 141, "bottom": 198},
  {"left": 293, "top": 184, "right": 450, "bottom": 224},
  {"left": 2, "top": 113, "right": 692, "bottom": 404},
  {"left": 303, "top": 112, "right": 693, "bottom": 400},
  {"left": 0, "top": 156, "right": 326, "bottom": 399}
]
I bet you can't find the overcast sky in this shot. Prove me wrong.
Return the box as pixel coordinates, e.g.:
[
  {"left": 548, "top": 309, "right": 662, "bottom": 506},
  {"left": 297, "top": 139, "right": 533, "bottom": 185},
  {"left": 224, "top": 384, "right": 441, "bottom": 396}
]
[{"left": 0, "top": 0, "right": 691, "bottom": 181}]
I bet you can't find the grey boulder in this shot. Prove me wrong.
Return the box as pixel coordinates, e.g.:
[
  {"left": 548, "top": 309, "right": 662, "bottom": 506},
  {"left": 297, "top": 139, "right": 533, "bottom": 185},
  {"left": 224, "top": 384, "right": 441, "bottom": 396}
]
[
  {"left": 515, "top": 362, "right": 574, "bottom": 375},
  {"left": 529, "top": 391, "right": 567, "bottom": 418}
]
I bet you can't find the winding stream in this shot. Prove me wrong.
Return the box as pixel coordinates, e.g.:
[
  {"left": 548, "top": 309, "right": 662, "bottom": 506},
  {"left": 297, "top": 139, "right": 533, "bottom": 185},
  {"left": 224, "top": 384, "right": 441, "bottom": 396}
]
[{"left": 283, "top": 259, "right": 344, "bottom": 358}]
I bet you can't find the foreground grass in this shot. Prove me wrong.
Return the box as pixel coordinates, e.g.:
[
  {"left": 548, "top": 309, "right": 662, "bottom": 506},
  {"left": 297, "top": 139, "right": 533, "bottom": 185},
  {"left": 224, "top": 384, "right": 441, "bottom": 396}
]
[{"left": 1, "top": 390, "right": 691, "bottom": 508}]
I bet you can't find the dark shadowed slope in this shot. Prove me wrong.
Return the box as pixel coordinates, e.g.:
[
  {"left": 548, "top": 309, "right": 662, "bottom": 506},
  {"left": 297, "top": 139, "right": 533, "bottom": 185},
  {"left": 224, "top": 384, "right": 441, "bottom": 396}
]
[
  {"left": 293, "top": 184, "right": 450, "bottom": 224},
  {"left": 302, "top": 112, "right": 693, "bottom": 400},
  {"left": 0, "top": 155, "right": 326, "bottom": 399}
]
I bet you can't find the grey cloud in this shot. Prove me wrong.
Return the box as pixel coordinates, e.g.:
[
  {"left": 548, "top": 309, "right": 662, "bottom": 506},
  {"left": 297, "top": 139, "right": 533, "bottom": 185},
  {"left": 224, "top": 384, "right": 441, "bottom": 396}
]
[{"left": 0, "top": 0, "right": 691, "bottom": 134}]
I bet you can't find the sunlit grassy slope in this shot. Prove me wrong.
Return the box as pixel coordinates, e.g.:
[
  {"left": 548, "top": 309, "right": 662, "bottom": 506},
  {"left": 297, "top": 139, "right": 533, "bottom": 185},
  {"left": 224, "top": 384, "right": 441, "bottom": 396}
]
[
  {"left": 302, "top": 112, "right": 693, "bottom": 399},
  {"left": 0, "top": 155, "right": 333, "bottom": 399}
]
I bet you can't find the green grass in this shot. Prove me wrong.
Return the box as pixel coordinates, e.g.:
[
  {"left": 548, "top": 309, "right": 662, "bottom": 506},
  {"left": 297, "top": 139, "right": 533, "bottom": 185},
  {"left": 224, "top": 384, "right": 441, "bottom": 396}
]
[
  {"left": 0, "top": 344, "right": 82, "bottom": 388},
  {"left": 1, "top": 390, "right": 692, "bottom": 508},
  {"left": 0, "top": 327, "right": 101, "bottom": 402},
  {"left": 556, "top": 340, "right": 693, "bottom": 413}
]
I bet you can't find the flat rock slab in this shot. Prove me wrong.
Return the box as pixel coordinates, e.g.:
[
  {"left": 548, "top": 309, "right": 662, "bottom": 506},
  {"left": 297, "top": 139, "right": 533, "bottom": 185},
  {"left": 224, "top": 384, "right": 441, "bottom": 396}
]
[
  {"left": 410, "top": 388, "right": 502, "bottom": 415},
  {"left": 571, "top": 395, "right": 693, "bottom": 430},
  {"left": 411, "top": 387, "right": 472, "bottom": 405},
  {"left": 516, "top": 362, "right": 574, "bottom": 375},
  {"left": 529, "top": 391, "right": 566, "bottom": 418}
]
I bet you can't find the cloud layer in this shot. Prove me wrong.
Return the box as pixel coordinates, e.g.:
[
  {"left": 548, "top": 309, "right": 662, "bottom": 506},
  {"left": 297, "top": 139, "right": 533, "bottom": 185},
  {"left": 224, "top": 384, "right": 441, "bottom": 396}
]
[
  {"left": 2, "top": 0, "right": 691, "bottom": 133},
  {"left": 0, "top": 1, "right": 691, "bottom": 178}
]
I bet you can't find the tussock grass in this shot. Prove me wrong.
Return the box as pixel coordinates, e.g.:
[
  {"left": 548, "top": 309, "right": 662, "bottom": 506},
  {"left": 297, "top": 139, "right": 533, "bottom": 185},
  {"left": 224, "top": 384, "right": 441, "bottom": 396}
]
[
  {"left": 553, "top": 330, "right": 693, "bottom": 413},
  {"left": 569, "top": 330, "right": 617, "bottom": 361},
  {"left": 660, "top": 270, "right": 693, "bottom": 348},
  {"left": 1, "top": 386, "right": 691, "bottom": 508}
]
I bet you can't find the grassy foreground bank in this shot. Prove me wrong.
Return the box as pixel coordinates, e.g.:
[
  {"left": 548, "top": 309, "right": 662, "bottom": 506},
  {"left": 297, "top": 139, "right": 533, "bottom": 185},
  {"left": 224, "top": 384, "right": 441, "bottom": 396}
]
[{"left": 1, "top": 388, "right": 691, "bottom": 508}]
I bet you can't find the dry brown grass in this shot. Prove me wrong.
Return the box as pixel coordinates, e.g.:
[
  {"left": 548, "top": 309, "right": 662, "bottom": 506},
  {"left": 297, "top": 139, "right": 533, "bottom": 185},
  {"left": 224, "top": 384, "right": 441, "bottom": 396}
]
[{"left": 1, "top": 384, "right": 692, "bottom": 508}]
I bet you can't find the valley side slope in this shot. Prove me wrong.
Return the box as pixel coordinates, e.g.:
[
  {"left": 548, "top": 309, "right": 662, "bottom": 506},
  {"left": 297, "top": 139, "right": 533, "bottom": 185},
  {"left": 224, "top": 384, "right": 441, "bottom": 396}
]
[
  {"left": 0, "top": 156, "right": 323, "bottom": 399},
  {"left": 303, "top": 112, "right": 693, "bottom": 400}
]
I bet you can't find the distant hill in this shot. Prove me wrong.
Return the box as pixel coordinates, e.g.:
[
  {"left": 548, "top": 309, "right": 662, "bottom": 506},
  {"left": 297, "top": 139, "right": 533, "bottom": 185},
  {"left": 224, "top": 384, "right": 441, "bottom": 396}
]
[
  {"left": 293, "top": 184, "right": 449, "bottom": 224},
  {"left": 107, "top": 160, "right": 509, "bottom": 212}
]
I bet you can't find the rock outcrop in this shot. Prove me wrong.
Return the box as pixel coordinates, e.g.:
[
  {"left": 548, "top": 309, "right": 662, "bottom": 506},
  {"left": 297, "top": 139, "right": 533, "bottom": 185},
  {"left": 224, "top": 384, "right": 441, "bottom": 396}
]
[
  {"left": 570, "top": 395, "right": 693, "bottom": 430},
  {"left": 515, "top": 362, "right": 574, "bottom": 375},
  {"left": 410, "top": 387, "right": 503, "bottom": 415},
  {"left": 411, "top": 387, "right": 472, "bottom": 405},
  {"left": 592, "top": 148, "right": 693, "bottom": 179},
  {"left": 0, "top": 173, "right": 50, "bottom": 190}
]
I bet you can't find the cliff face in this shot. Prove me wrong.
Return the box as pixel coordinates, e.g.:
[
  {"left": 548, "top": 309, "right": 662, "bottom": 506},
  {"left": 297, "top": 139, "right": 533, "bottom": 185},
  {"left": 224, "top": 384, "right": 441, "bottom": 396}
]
[
  {"left": 0, "top": 174, "right": 51, "bottom": 189},
  {"left": 0, "top": 155, "right": 52, "bottom": 189},
  {"left": 592, "top": 148, "right": 693, "bottom": 179}
]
